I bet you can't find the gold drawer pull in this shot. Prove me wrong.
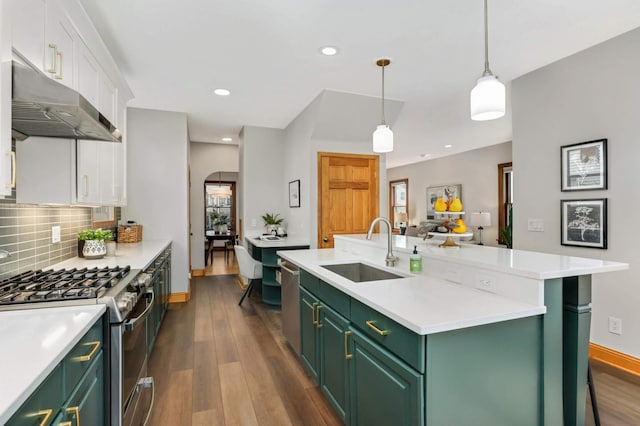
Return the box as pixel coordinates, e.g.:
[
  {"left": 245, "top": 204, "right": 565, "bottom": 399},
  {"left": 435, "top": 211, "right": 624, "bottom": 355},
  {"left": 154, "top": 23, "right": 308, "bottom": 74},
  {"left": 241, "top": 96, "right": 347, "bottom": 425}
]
[
  {"left": 31, "top": 409, "right": 53, "bottom": 426},
  {"left": 66, "top": 405, "right": 81, "bottom": 426},
  {"left": 73, "top": 341, "right": 100, "bottom": 362},
  {"left": 316, "top": 305, "right": 323, "bottom": 328},
  {"left": 366, "top": 320, "right": 390, "bottom": 336},
  {"left": 344, "top": 330, "right": 352, "bottom": 360},
  {"left": 59, "top": 422, "right": 73, "bottom": 426},
  {"left": 312, "top": 302, "right": 318, "bottom": 325}
]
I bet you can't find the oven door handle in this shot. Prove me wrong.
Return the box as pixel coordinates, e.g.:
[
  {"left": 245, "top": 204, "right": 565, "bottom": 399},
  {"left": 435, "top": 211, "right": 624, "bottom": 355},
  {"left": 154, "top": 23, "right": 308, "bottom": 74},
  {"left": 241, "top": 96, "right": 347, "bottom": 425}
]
[{"left": 124, "top": 289, "right": 154, "bottom": 332}]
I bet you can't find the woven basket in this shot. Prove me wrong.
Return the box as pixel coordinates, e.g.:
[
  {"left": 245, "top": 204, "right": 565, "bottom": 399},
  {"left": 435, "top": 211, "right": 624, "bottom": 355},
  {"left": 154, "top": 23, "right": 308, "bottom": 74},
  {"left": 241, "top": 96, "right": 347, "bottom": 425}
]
[{"left": 117, "top": 225, "right": 143, "bottom": 243}]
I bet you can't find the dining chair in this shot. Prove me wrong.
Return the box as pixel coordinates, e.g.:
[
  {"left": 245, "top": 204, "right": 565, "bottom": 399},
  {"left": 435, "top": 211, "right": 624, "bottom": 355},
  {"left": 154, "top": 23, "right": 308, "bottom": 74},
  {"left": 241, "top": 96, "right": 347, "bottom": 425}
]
[{"left": 234, "top": 244, "right": 263, "bottom": 306}]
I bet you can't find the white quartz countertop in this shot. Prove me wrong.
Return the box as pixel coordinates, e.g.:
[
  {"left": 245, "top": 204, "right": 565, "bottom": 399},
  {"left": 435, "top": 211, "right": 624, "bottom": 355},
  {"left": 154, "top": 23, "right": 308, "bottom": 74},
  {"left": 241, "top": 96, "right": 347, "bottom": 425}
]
[
  {"left": 277, "top": 248, "right": 546, "bottom": 335},
  {"left": 247, "top": 236, "right": 310, "bottom": 248},
  {"left": 337, "top": 234, "right": 629, "bottom": 280},
  {"left": 51, "top": 239, "right": 171, "bottom": 271},
  {"left": 0, "top": 305, "right": 106, "bottom": 424}
]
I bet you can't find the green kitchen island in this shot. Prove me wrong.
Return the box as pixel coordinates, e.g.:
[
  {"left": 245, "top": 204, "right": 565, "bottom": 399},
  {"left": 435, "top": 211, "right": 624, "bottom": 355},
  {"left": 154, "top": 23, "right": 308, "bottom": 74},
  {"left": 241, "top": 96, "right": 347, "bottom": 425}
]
[{"left": 277, "top": 234, "right": 628, "bottom": 426}]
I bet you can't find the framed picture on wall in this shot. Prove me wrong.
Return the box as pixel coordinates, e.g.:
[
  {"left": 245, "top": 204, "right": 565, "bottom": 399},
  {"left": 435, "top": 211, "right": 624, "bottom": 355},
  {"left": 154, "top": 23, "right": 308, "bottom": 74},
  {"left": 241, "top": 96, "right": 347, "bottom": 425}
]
[
  {"left": 561, "top": 139, "right": 607, "bottom": 191},
  {"left": 426, "top": 184, "right": 461, "bottom": 219},
  {"left": 289, "top": 179, "right": 300, "bottom": 208},
  {"left": 561, "top": 198, "right": 607, "bottom": 249}
]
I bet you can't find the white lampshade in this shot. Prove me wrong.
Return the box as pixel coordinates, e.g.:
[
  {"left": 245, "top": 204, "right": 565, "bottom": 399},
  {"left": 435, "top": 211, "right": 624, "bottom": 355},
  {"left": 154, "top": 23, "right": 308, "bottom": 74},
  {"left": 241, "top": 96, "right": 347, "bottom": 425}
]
[
  {"left": 469, "top": 212, "right": 491, "bottom": 227},
  {"left": 470, "top": 75, "right": 505, "bottom": 121},
  {"left": 373, "top": 124, "right": 393, "bottom": 153},
  {"left": 208, "top": 185, "right": 232, "bottom": 197}
]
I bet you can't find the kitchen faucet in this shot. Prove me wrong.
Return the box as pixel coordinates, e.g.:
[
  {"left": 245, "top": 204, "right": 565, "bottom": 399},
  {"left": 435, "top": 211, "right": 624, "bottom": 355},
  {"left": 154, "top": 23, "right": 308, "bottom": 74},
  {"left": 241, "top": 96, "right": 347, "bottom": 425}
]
[{"left": 366, "top": 217, "right": 399, "bottom": 267}]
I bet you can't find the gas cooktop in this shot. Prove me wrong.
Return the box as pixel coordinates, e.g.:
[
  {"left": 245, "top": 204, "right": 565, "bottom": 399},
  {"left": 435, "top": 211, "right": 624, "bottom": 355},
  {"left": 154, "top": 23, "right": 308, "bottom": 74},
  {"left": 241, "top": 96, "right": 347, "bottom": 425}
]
[{"left": 0, "top": 265, "right": 131, "bottom": 306}]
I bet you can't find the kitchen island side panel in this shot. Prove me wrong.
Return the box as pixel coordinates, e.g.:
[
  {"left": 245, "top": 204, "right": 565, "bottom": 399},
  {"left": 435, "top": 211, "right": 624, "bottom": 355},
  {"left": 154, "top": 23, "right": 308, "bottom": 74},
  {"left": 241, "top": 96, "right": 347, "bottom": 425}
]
[{"left": 425, "top": 315, "right": 542, "bottom": 426}]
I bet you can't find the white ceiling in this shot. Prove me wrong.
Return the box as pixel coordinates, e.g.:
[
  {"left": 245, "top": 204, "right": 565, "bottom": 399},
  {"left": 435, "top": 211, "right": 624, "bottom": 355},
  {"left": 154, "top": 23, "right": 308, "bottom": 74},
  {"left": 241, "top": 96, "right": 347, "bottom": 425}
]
[{"left": 78, "top": 0, "right": 640, "bottom": 168}]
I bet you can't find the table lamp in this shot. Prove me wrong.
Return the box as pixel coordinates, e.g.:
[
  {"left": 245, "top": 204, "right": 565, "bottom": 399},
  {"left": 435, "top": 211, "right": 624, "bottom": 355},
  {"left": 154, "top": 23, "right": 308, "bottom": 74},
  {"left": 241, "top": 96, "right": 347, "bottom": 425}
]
[
  {"left": 469, "top": 212, "right": 491, "bottom": 245},
  {"left": 395, "top": 212, "right": 408, "bottom": 235}
]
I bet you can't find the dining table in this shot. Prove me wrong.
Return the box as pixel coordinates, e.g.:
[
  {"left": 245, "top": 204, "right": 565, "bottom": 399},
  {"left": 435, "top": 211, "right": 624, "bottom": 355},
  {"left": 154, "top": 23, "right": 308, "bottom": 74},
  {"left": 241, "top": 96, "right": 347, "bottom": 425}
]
[{"left": 205, "top": 231, "right": 237, "bottom": 264}]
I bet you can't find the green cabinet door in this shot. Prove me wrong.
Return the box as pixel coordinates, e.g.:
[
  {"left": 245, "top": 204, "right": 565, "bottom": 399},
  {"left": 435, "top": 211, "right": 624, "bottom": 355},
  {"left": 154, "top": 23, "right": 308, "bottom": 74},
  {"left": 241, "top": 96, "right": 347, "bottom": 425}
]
[
  {"left": 319, "top": 304, "right": 350, "bottom": 423},
  {"left": 300, "top": 286, "right": 320, "bottom": 383},
  {"left": 62, "top": 350, "right": 105, "bottom": 426},
  {"left": 349, "top": 328, "right": 424, "bottom": 426}
]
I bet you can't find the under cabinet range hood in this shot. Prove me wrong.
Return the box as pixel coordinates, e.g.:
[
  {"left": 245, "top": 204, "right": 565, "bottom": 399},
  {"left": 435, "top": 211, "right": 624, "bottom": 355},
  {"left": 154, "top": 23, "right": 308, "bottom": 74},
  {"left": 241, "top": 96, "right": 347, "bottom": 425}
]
[{"left": 11, "top": 61, "right": 121, "bottom": 142}]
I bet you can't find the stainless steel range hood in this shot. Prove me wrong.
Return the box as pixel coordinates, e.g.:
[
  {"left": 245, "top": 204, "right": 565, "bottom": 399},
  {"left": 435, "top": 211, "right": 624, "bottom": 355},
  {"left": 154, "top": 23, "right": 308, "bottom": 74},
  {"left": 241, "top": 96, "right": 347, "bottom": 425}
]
[{"left": 11, "top": 61, "right": 121, "bottom": 142}]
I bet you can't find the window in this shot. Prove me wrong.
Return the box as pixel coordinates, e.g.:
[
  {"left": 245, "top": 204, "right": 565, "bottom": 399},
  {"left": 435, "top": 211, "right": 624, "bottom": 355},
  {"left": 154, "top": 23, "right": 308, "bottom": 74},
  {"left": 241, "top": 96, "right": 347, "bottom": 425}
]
[
  {"left": 205, "top": 181, "right": 236, "bottom": 233},
  {"left": 389, "top": 179, "right": 408, "bottom": 232}
]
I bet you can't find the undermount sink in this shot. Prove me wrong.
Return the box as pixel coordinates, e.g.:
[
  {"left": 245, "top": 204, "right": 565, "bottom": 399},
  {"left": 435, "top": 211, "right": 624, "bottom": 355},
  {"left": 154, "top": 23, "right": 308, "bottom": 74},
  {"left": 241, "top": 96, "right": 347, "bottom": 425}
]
[{"left": 321, "top": 262, "right": 405, "bottom": 282}]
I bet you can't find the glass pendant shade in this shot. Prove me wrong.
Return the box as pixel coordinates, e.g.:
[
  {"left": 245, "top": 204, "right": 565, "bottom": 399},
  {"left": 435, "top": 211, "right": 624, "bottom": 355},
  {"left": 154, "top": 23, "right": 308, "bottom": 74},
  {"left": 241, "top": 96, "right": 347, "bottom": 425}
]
[
  {"left": 373, "top": 124, "right": 393, "bottom": 153},
  {"left": 470, "top": 74, "right": 505, "bottom": 121}
]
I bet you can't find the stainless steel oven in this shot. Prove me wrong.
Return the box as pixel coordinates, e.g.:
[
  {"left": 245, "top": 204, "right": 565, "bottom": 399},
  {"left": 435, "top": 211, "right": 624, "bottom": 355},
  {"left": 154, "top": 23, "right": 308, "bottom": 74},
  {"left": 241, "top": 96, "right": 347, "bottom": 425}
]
[{"left": 111, "top": 283, "right": 155, "bottom": 426}]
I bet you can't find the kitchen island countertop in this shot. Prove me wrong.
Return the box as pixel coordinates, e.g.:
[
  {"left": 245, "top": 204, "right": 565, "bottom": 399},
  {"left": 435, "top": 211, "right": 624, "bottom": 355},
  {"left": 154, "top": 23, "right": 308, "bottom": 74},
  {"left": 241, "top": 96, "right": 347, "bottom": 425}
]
[
  {"left": 0, "top": 305, "right": 106, "bottom": 424},
  {"left": 277, "top": 248, "right": 546, "bottom": 335}
]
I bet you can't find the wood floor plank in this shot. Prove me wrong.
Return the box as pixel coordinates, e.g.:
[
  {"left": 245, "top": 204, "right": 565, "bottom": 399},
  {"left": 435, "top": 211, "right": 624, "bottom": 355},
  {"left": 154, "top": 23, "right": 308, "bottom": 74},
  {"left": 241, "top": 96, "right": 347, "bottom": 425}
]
[
  {"left": 194, "top": 280, "right": 215, "bottom": 342},
  {"left": 149, "top": 369, "right": 193, "bottom": 426},
  {"left": 192, "top": 409, "right": 225, "bottom": 426},
  {"left": 192, "top": 340, "right": 224, "bottom": 414},
  {"left": 219, "top": 362, "right": 260, "bottom": 426}
]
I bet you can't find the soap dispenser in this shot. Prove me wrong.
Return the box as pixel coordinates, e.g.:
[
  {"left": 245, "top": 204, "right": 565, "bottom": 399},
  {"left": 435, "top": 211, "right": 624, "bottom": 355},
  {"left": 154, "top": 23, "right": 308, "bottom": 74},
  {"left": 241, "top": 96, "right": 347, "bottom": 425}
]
[{"left": 410, "top": 246, "right": 422, "bottom": 273}]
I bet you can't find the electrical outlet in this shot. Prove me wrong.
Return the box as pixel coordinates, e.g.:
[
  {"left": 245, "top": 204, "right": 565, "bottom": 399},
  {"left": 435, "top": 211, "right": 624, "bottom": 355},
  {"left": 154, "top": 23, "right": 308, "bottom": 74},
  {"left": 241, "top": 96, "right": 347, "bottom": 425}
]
[
  {"left": 608, "top": 316, "right": 622, "bottom": 335},
  {"left": 445, "top": 269, "right": 461, "bottom": 283},
  {"left": 476, "top": 274, "right": 497, "bottom": 293},
  {"left": 527, "top": 218, "right": 544, "bottom": 232},
  {"left": 51, "top": 226, "right": 61, "bottom": 243},
  {"left": 251, "top": 218, "right": 257, "bottom": 227}
]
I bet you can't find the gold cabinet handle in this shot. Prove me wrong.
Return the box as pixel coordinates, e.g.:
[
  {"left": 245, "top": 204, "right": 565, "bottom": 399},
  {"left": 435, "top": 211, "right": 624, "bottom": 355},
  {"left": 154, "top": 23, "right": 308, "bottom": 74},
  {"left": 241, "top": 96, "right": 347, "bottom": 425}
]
[
  {"left": 315, "top": 305, "right": 323, "bottom": 328},
  {"left": 30, "top": 409, "right": 53, "bottom": 426},
  {"left": 344, "top": 330, "right": 352, "bottom": 360},
  {"left": 59, "top": 422, "right": 73, "bottom": 426},
  {"left": 66, "top": 405, "right": 81, "bottom": 426},
  {"left": 55, "top": 51, "right": 63, "bottom": 80},
  {"left": 73, "top": 341, "right": 100, "bottom": 362},
  {"left": 6, "top": 151, "right": 15, "bottom": 189},
  {"left": 47, "top": 43, "right": 58, "bottom": 74},
  {"left": 365, "top": 320, "right": 390, "bottom": 336},
  {"left": 311, "top": 302, "right": 318, "bottom": 325}
]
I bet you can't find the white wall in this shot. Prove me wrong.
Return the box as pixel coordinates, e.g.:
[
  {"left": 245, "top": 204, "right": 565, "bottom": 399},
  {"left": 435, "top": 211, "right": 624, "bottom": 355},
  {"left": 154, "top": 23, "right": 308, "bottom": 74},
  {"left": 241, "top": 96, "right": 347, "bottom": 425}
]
[
  {"left": 124, "top": 108, "right": 190, "bottom": 294},
  {"left": 512, "top": 28, "right": 640, "bottom": 357},
  {"left": 239, "top": 126, "right": 285, "bottom": 239},
  {"left": 189, "top": 142, "right": 239, "bottom": 269},
  {"left": 387, "top": 142, "right": 512, "bottom": 246}
]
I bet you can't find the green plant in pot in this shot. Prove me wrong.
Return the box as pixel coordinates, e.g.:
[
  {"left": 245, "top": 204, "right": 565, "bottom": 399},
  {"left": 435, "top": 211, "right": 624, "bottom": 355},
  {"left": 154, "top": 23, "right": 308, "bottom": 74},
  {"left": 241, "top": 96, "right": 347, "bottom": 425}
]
[
  {"left": 262, "top": 213, "right": 284, "bottom": 235},
  {"left": 209, "top": 211, "right": 229, "bottom": 233},
  {"left": 78, "top": 228, "right": 113, "bottom": 259}
]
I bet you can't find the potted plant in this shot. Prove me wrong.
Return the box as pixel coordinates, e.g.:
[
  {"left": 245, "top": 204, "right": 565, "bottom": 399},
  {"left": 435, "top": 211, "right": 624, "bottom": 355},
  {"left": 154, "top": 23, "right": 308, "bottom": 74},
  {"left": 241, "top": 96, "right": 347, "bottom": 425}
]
[
  {"left": 209, "top": 211, "right": 229, "bottom": 234},
  {"left": 262, "top": 213, "right": 284, "bottom": 235},
  {"left": 78, "top": 228, "right": 113, "bottom": 259}
]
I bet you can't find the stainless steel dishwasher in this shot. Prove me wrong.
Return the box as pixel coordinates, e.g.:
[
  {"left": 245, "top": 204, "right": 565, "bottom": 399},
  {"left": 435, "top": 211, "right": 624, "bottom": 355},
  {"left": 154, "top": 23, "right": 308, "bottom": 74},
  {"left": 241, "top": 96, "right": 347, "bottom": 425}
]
[{"left": 280, "top": 261, "right": 300, "bottom": 354}]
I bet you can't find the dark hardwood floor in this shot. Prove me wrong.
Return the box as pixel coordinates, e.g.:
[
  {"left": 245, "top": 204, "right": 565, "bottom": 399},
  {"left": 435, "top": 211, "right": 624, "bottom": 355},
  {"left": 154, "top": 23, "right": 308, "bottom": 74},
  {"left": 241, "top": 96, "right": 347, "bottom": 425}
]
[{"left": 149, "top": 275, "right": 640, "bottom": 425}]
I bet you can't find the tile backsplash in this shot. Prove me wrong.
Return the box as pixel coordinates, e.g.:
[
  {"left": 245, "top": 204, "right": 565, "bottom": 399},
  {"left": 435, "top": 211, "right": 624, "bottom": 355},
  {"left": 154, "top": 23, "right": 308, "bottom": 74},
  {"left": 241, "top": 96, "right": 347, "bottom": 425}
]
[{"left": 0, "top": 204, "right": 91, "bottom": 280}]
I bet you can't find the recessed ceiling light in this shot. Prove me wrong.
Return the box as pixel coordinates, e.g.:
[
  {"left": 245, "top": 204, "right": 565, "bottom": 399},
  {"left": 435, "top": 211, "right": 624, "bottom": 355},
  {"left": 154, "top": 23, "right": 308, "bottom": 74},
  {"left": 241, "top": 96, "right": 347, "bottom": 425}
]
[
  {"left": 444, "top": 144, "right": 452, "bottom": 148},
  {"left": 214, "top": 88, "right": 231, "bottom": 96},
  {"left": 221, "top": 137, "right": 232, "bottom": 142},
  {"left": 320, "top": 46, "right": 339, "bottom": 56},
  {"left": 420, "top": 153, "right": 430, "bottom": 158}
]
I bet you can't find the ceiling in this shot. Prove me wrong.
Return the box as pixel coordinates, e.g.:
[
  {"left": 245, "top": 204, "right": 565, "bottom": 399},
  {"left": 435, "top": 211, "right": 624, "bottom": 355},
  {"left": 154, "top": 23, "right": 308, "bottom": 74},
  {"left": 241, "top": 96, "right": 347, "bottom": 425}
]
[{"left": 78, "top": 0, "right": 640, "bottom": 168}]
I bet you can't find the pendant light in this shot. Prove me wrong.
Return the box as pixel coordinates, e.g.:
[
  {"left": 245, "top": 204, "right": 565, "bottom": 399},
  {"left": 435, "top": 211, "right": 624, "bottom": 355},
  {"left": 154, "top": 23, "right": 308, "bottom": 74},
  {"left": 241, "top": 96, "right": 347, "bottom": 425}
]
[
  {"left": 470, "top": 0, "right": 505, "bottom": 121},
  {"left": 373, "top": 59, "right": 393, "bottom": 153},
  {"left": 209, "top": 172, "right": 232, "bottom": 197}
]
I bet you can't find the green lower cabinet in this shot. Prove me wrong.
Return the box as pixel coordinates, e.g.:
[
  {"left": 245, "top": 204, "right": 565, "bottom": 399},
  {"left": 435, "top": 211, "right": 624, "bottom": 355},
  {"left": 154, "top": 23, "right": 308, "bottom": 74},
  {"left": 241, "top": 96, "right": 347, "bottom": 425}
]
[
  {"left": 349, "top": 328, "right": 424, "bottom": 426},
  {"left": 319, "top": 304, "right": 351, "bottom": 423},
  {"left": 300, "top": 287, "right": 320, "bottom": 383},
  {"left": 61, "top": 350, "right": 105, "bottom": 426},
  {"left": 7, "top": 364, "right": 64, "bottom": 425}
]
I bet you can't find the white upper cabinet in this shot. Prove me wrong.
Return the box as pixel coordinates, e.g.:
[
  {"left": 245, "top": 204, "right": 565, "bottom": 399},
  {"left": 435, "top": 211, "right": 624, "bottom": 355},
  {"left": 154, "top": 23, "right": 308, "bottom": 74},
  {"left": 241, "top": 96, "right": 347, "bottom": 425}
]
[
  {"left": 0, "top": 0, "right": 14, "bottom": 197},
  {"left": 77, "top": 40, "right": 99, "bottom": 107},
  {"left": 98, "top": 70, "right": 116, "bottom": 124},
  {"left": 11, "top": 0, "right": 45, "bottom": 69},
  {"left": 44, "top": 0, "right": 76, "bottom": 88}
]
